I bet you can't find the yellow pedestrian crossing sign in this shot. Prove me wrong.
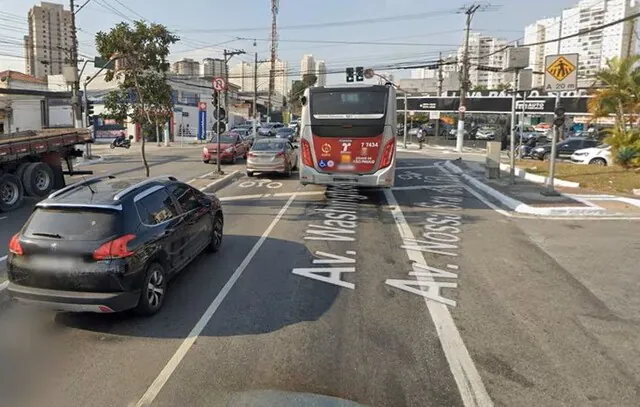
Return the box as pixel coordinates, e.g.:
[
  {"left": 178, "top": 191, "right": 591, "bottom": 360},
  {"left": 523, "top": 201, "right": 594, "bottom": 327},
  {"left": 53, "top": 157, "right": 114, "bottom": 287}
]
[{"left": 545, "top": 54, "right": 578, "bottom": 91}]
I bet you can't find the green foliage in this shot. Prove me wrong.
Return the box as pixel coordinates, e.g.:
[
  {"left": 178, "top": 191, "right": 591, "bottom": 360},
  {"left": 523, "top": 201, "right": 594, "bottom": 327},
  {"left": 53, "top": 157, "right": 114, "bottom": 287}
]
[
  {"left": 615, "top": 146, "right": 639, "bottom": 169},
  {"left": 288, "top": 80, "right": 309, "bottom": 115},
  {"left": 472, "top": 84, "right": 487, "bottom": 91},
  {"left": 302, "top": 74, "right": 317, "bottom": 87},
  {"left": 95, "top": 21, "right": 179, "bottom": 176},
  {"left": 605, "top": 127, "right": 640, "bottom": 168}
]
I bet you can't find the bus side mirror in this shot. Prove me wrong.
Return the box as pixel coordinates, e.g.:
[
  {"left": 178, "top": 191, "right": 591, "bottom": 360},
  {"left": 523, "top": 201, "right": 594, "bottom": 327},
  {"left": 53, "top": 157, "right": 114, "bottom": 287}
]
[{"left": 300, "top": 96, "right": 307, "bottom": 106}]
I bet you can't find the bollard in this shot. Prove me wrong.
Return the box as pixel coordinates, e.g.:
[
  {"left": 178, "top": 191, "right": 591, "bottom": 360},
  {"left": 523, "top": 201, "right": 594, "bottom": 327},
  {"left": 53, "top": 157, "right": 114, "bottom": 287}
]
[{"left": 486, "top": 141, "right": 501, "bottom": 179}]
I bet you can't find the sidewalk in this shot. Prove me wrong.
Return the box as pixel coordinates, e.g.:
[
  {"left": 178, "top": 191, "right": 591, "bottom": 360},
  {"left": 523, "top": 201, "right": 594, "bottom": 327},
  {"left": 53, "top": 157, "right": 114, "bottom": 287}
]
[
  {"left": 443, "top": 159, "right": 640, "bottom": 218},
  {"left": 397, "top": 142, "right": 494, "bottom": 156}
]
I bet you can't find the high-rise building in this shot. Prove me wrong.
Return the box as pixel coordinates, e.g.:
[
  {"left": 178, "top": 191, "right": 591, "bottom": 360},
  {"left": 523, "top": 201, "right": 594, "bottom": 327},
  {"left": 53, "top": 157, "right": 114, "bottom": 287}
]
[
  {"left": 460, "top": 33, "right": 512, "bottom": 89},
  {"left": 172, "top": 58, "right": 200, "bottom": 76},
  {"left": 524, "top": 17, "right": 562, "bottom": 88},
  {"left": 559, "top": 0, "right": 638, "bottom": 83},
  {"left": 24, "top": 2, "right": 74, "bottom": 78},
  {"left": 300, "top": 54, "right": 316, "bottom": 77},
  {"left": 203, "top": 58, "right": 225, "bottom": 78},
  {"left": 229, "top": 59, "right": 290, "bottom": 97},
  {"left": 315, "top": 60, "right": 327, "bottom": 86}
]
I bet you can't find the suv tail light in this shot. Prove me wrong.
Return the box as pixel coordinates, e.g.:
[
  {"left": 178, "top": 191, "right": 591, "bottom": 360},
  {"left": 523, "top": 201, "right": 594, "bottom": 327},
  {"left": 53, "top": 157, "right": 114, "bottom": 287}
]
[
  {"left": 379, "top": 137, "right": 396, "bottom": 169},
  {"left": 9, "top": 233, "right": 23, "bottom": 256},
  {"left": 301, "top": 139, "right": 313, "bottom": 167},
  {"left": 93, "top": 234, "right": 136, "bottom": 261}
]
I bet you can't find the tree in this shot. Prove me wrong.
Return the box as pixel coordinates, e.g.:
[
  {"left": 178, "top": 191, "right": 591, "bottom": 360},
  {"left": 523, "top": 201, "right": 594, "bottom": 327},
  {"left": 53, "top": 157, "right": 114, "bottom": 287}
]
[
  {"left": 302, "top": 74, "right": 317, "bottom": 87},
  {"left": 494, "top": 83, "right": 512, "bottom": 92},
  {"left": 95, "top": 21, "right": 179, "bottom": 176},
  {"left": 472, "top": 84, "right": 487, "bottom": 91},
  {"left": 588, "top": 55, "right": 640, "bottom": 167}
]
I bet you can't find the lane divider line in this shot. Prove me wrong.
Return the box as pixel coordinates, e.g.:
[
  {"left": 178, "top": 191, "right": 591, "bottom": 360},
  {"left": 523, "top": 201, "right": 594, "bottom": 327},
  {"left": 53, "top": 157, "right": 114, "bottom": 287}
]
[
  {"left": 384, "top": 189, "right": 494, "bottom": 407},
  {"left": 203, "top": 170, "right": 240, "bottom": 191},
  {"left": 134, "top": 194, "right": 297, "bottom": 407}
]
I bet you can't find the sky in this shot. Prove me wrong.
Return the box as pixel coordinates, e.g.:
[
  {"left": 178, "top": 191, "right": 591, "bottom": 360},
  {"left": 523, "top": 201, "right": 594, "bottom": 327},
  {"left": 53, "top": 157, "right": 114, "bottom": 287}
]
[{"left": 0, "top": 0, "right": 583, "bottom": 85}]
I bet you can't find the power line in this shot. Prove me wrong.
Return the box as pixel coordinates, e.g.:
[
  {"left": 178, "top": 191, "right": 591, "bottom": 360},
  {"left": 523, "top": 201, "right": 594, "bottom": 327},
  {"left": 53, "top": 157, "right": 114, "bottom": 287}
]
[
  {"left": 173, "top": 9, "right": 460, "bottom": 33},
  {"left": 236, "top": 36, "right": 461, "bottom": 47}
]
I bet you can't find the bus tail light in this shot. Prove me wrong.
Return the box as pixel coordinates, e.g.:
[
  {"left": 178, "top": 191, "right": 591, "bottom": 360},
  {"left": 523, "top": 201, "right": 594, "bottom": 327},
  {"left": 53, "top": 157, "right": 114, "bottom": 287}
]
[
  {"left": 301, "top": 139, "right": 313, "bottom": 167},
  {"left": 379, "top": 138, "right": 396, "bottom": 169}
]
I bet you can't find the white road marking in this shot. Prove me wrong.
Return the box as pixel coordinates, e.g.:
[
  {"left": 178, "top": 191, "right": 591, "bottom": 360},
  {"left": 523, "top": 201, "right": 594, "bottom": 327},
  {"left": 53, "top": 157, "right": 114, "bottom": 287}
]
[
  {"left": 202, "top": 170, "right": 239, "bottom": 190},
  {"left": 0, "top": 255, "right": 6, "bottom": 263},
  {"left": 395, "top": 165, "right": 438, "bottom": 170},
  {"left": 0, "top": 280, "right": 8, "bottom": 292},
  {"left": 217, "top": 191, "right": 324, "bottom": 202},
  {"left": 0, "top": 216, "right": 7, "bottom": 221},
  {"left": 384, "top": 189, "right": 493, "bottom": 407},
  {"left": 134, "top": 194, "right": 297, "bottom": 407},
  {"left": 187, "top": 170, "right": 221, "bottom": 185}
]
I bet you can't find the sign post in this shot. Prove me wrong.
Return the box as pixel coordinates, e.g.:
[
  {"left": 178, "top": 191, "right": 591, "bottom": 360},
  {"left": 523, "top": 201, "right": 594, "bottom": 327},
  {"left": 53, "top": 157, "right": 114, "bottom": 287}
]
[{"left": 543, "top": 54, "right": 578, "bottom": 196}]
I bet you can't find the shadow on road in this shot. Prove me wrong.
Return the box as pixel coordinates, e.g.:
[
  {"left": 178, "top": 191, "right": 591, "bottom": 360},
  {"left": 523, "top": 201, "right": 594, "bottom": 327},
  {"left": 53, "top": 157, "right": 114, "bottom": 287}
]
[{"left": 54, "top": 235, "right": 337, "bottom": 339}]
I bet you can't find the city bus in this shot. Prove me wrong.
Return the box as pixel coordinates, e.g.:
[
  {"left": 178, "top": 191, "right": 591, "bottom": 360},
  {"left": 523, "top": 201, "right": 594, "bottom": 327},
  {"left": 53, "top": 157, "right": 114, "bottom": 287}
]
[{"left": 298, "top": 83, "right": 397, "bottom": 188}]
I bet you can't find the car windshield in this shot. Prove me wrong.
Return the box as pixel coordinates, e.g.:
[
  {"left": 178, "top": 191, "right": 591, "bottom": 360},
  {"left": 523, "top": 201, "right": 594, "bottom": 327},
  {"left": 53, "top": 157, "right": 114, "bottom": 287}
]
[
  {"left": 210, "top": 134, "right": 237, "bottom": 143},
  {"left": 251, "top": 141, "right": 285, "bottom": 151},
  {"left": 277, "top": 128, "right": 293, "bottom": 134}
]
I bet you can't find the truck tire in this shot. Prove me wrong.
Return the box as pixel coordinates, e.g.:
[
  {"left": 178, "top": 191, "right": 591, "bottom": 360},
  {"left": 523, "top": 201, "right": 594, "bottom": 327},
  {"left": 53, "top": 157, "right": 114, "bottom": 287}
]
[
  {"left": 15, "top": 162, "right": 31, "bottom": 182},
  {"left": 0, "top": 174, "right": 25, "bottom": 212},
  {"left": 23, "top": 162, "right": 55, "bottom": 197}
]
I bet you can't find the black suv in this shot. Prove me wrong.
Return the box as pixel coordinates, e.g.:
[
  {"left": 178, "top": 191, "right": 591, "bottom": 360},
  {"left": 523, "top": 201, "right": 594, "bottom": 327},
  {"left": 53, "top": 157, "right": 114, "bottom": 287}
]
[
  {"left": 530, "top": 136, "right": 600, "bottom": 160},
  {"left": 6, "top": 175, "right": 223, "bottom": 316}
]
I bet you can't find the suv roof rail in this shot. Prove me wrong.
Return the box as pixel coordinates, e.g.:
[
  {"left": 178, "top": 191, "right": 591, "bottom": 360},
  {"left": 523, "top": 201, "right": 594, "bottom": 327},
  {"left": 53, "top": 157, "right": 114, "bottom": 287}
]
[
  {"left": 112, "top": 175, "right": 177, "bottom": 201},
  {"left": 48, "top": 175, "right": 116, "bottom": 199}
]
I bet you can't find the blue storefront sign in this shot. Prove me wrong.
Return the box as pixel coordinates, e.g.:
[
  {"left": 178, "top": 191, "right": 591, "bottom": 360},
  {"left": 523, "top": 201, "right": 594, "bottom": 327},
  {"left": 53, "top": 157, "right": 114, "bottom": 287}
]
[{"left": 197, "top": 109, "right": 207, "bottom": 140}]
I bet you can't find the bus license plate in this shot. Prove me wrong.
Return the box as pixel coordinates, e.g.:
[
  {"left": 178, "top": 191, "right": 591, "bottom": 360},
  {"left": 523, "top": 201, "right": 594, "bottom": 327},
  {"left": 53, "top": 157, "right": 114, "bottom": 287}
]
[{"left": 333, "top": 177, "right": 358, "bottom": 183}]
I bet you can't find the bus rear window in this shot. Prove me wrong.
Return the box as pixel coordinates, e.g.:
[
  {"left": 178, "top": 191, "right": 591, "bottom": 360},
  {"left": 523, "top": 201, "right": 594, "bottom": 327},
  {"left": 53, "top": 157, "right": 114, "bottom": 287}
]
[{"left": 311, "top": 91, "right": 387, "bottom": 118}]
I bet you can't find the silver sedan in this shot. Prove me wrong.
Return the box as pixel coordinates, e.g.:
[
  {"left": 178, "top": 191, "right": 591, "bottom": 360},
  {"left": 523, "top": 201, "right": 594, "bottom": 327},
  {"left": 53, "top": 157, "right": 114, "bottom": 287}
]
[{"left": 246, "top": 139, "right": 298, "bottom": 177}]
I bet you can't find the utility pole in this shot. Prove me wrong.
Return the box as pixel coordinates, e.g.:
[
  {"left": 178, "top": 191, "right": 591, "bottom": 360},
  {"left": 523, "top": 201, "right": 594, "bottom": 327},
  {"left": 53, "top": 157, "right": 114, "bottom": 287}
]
[
  {"left": 69, "top": 0, "right": 81, "bottom": 129},
  {"left": 436, "top": 52, "right": 444, "bottom": 140},
  {"left": 223, "top": 49, "right": 245, "bottom": 130},
  {"left": 457, "top": 4, "right": 481, "bottom": 152},
  {"left": 268, "top": 0, "right": 279, "bottom": 118},
  {"left": 254, "top": 50, "right": 258, "bottom": 134}
]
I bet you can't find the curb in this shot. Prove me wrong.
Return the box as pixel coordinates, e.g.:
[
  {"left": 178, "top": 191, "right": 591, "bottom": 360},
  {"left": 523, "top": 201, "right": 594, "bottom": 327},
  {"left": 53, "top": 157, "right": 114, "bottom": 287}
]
[
  {"left": 74, "top": 156, "right": 105, "bottom": 167},
  {"left": 499, "top": 163, "right": 580, "bottom": 188},
  {"left": 201, "top": 170, "right": 243, "bottom": 194},
  {"left": 443, "top": 161, "right": 608, "bottom": 217}
]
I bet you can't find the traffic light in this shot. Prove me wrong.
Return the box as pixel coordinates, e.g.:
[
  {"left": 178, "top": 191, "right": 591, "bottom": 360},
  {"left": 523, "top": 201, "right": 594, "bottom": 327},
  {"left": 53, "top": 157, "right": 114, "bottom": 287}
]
[
  {"left": 346, "top": 67, "right": 354, "bottom": 83},
  {"left": 355, "top": 66, "right": 364, "bottom": 82},
  {"left": 212, "top": 91, "right": 219, "bottom": 107},
  {"left": 86, "top": 100, "right": 95, "bottom": 126},
  {"left": 553, "top": 104, "right": 565, "bottom": 127}
]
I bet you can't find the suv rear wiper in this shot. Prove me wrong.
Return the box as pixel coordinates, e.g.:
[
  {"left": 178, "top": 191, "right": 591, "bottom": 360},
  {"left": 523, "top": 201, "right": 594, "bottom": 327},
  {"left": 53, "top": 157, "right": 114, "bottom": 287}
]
[{"left": 31, "top": 232, "right": 63, "bottom": 239}]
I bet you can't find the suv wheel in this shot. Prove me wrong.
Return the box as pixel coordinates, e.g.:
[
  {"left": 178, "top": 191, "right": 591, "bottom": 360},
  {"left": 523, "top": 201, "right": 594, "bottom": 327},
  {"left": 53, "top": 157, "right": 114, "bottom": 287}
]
[
  {"left": 135, "top": 263, "right": 167, "bottom": 316},
  {"left": 589, "top": 157, "right": 607, "bottom": 166},
  {"left": 207, "top": 214, "right": 224, "bottom": 253}
]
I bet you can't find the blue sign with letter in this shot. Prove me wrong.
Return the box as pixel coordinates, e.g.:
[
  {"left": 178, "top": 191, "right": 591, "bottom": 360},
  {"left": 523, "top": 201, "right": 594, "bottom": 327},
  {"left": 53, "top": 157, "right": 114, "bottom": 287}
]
[{"left": 197, "top": 109, "right": 207, "bottom": 140}]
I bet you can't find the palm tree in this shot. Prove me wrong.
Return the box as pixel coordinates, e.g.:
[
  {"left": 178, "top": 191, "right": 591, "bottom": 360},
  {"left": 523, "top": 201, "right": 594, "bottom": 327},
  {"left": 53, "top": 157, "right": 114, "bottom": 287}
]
[{"left": 588, "top": 55, "right": 640, "bottom": 132}]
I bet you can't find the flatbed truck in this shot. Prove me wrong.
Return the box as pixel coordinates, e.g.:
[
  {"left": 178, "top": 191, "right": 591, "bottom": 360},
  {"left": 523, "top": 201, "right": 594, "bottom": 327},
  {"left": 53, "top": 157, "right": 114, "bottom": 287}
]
[{"left": 0, "top": 128, "right": 93, "bottom": 212}]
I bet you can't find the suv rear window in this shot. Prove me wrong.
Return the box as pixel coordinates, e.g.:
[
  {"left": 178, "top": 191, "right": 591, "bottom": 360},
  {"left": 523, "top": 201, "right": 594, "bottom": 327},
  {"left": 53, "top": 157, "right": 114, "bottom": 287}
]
[{"left": 24, "top": 208, "right": 121, "bottom": 241}]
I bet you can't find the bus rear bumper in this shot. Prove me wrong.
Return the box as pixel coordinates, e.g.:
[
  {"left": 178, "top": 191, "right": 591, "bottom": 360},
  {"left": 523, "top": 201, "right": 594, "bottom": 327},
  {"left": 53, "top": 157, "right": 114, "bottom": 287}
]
[{"left": 299, "top": 165, "right": 395, "bottom": 188}]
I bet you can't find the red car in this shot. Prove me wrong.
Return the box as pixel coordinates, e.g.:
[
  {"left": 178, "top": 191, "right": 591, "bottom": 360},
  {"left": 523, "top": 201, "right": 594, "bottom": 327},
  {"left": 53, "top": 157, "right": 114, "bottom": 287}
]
[{"left": 202, "top": 132, "right": 249, "bottom": 164}]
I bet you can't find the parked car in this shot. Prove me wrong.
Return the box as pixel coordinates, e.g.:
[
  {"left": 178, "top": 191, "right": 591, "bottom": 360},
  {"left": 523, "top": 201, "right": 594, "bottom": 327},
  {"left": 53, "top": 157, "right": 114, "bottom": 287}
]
[
  {"left": 475, "top": 125, "right": 498, "bottom": 140},
  {"left": 6, "top": 175, "right": 223, "bottom": 315},
  {"left": 202, "top": 132, "right": 249, "bottom": 164},
  {"left": 531, "top": 137, "right": 600, "bottom": 160},
  {"left": 513, "top": 124, "right": 539, "bottom": 142},
  {"left": 275, "top": 126, "right": 296, "bottom": 142},
  {"left": 571, "top": 144, "right": 611, "bottom": 166},
  {"left": 246, "top": 138, "right": 298, "bottom": 177}
]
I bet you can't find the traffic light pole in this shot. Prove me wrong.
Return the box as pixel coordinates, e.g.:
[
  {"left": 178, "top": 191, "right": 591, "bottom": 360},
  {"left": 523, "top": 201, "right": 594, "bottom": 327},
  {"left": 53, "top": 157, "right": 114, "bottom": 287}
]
[
  {"left": 543, "top": 93, "right": 562, "bottom": 196},
  {"left": 216, "top": 90, "right": 222, "bottom": 175}
]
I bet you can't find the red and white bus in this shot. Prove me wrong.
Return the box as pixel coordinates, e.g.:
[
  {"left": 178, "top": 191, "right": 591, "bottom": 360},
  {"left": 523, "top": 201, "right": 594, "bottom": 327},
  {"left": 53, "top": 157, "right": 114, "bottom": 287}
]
[{"left": 298, "top": 84, "right": 397, "bottom": 188}]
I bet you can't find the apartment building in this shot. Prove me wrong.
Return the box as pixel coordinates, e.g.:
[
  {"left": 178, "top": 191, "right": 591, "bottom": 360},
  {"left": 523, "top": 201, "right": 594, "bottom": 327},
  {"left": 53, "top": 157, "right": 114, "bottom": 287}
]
[
  {"left": 24, "top": 2, "right": 74, "bottom": 79},
  {"left": 524, "top": 17, "right": 562, "bottom": 88},
  {"left": 203, "top": 58, "right": 225, "bottom": 78},
  {"left": 172, "top": 58, "right": 200, "bottom": 77},
  {"left": 460, "top": 33, "right": 513, "bottom": 89},
  {"left": 315, "top": 60, "right": 327, "bottom": 86},
  {"left": 229, "top": 59, "right": 290, "bottom": 97},
  {"left": 300, "top": 54, "right": 316, "bottom": 77}
]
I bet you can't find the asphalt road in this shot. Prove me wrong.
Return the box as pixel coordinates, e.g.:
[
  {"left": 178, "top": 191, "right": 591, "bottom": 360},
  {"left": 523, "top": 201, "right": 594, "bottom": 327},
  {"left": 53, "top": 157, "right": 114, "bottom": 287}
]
[{"left": 0, "top": 149, "right": 638, "bottom": 407}]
